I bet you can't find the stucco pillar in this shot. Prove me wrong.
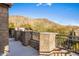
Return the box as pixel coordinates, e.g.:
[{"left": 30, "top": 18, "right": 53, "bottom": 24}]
[{"left": 39, "top": 32, "right": 57, "bottom": 56}]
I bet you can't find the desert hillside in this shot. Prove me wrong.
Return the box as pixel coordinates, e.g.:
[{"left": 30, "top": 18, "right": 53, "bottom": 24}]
[{"left": 9, "top": 16, "right": 79, "bottom": 34}]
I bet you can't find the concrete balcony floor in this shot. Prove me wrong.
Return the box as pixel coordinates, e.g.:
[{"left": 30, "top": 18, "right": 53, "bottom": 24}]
[{"left": 8, "top": 38, "right": 38, "bottom": 56}]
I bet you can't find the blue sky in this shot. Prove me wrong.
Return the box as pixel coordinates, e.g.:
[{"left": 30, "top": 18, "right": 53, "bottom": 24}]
[{"left": 9, "top": 3, "right": 79, "bottom": 26}]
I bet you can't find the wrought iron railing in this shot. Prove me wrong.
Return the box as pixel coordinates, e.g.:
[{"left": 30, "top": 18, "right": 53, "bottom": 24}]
[{"left": 56, "top": 34, "right": 79, "bottom": 54}]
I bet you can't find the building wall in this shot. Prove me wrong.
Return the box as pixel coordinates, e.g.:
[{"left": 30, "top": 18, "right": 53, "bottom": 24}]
[{"left": 0, "top": 5, "right": 9, "bottom": 54}]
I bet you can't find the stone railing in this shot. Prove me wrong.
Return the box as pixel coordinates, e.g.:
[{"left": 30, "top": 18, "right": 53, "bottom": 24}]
[
  {"left": 13, "top": 30, "right": 60, "bottom": 56},
  {"left": 9, "top": 29, "right": 15, "bottom": 38},
  {"left": 14, "top": 30, "right": 21, "bottom": 41},
  {"left": 30, "top": 31, "right": 40, "bottom": 50},
  {"left": 13, "top": 30, "right": 39, "bottom": 49},
  {"left": 20, "top": 31, "right": 32, "bottom": 46}
]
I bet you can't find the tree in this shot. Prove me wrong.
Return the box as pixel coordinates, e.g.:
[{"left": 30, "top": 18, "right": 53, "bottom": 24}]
[
  {"left": 9, "top": 22, "right": 15, "bottom": 29},
  {"left": 20, "top": 24, "right": 32, "bottom": 30}
]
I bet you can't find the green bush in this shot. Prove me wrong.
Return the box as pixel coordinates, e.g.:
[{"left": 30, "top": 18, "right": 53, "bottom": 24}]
[{"left": 9, "top": 23, "right": 15, "bottom": 29}]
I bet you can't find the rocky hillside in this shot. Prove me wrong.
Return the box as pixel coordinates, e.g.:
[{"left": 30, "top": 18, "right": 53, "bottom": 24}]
[
  {"left": 9, "top": 16, "right": 79, "bottom": 34},
  {"left": 9, "top": 16, "right": 61, "bottom": 26}
]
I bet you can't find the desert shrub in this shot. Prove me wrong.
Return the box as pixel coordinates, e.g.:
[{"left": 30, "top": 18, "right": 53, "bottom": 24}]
[
  {"left": 20, "top": 24, "right": 32, "bottom": 30},
  {"left": 9, "top": 22, "right": 15, "bottom": 29}
]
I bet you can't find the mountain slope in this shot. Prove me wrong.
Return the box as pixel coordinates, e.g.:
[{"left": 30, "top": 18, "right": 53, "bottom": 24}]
[
  {"left": 9, "top": 16, "right": 62, "bottom": 27},
  {"left": 9, "top": 16, "right": 79, "bottom": 34}
]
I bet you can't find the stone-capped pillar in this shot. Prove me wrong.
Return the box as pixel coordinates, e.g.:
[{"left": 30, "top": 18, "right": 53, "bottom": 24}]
[
  {"left": 30, "top": 31, "right": 40, "bottom": 50},
  {"left": 21, "top": 30, "right": 32, "bottom": 46},
  {"left": 39, "top": 32, "right": 57, "bottom": 56},
  {"left": 14, "top": 30, "right": 21, "bottom": 41},
  {"left": 0, "top": 4, "right": 12, "bottom": 55}
]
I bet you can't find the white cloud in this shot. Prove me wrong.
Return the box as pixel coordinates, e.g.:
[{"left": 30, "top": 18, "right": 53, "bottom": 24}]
[
  {"left": 46, "top": 3, "right": 52, "bottom": 6},
  {"left": 36, "top": 3, "right": 52, "bottom": 7},
  {"left": 36, "top": 3, "right": 42, "bottom": 6}
]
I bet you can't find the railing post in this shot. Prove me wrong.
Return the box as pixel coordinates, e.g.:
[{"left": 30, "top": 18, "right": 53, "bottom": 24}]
[{"left": 39, "top": 32, "right": 57, "bottom": 56}]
